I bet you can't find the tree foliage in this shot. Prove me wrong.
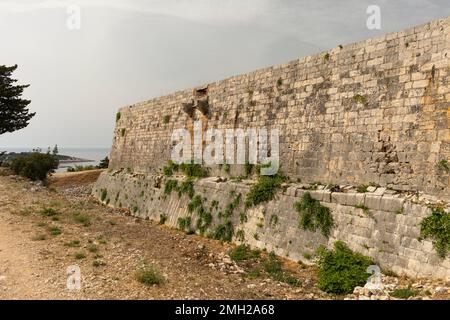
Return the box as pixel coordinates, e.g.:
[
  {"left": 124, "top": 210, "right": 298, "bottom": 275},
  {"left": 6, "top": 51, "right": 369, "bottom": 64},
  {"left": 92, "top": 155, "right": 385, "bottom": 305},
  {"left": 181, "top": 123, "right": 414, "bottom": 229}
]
[{"left": 0, "top": 65, "right": 34, "bottom": 135}]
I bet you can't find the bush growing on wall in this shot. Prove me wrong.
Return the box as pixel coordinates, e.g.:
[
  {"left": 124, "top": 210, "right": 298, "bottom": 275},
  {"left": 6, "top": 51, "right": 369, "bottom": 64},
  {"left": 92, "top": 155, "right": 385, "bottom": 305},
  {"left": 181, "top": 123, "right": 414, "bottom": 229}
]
[
  {"left": 420, "top": 207, "right": 450, "bottom": 258},
  {"left": 295, "top": 192, "right": 334, "bottom": 237}
]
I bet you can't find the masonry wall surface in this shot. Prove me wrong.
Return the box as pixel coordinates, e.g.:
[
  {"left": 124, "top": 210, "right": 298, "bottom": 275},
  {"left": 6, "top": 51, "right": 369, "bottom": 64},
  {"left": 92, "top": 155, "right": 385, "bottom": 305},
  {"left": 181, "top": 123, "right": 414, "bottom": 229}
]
[
  {"left": 93, "top": 171, "right": 450, "bottom": 279},
  {"left": 111, "top": 17, "right": 450, "bottom": 198}
]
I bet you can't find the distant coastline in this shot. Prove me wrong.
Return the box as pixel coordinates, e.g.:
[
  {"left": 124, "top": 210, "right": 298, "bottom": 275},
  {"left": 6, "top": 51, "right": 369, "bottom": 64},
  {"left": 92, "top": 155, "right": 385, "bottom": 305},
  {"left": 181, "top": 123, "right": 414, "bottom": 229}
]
[{"left": 0, "top": 147, "right": 110, "bottom": 172}]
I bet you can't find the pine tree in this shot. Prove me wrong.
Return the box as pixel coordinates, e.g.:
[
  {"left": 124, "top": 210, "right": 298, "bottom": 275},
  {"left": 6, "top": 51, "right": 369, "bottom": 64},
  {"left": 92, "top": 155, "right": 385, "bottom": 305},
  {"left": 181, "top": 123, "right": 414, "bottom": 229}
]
[
  {"left": 52, "top": 144, "right": 59, "bottom": 155},
  {"left": 0, "top": 65, "right": 34, "bottom": 135}
]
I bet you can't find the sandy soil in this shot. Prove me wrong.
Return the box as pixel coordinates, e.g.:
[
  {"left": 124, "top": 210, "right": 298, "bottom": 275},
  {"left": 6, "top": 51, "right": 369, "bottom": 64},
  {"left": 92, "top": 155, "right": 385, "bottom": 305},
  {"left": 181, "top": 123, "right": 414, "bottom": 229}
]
[{"left": 0, "top": 171, "right": 324, "bottom": 300}]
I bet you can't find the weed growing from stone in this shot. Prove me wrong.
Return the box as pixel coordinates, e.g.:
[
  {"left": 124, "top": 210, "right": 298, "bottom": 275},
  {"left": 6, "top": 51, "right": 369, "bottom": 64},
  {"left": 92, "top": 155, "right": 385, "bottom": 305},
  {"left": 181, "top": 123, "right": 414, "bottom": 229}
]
[
  {"left": 420, "top": 207, "right": 450, "bottom": 258},
  {"left": 295, "top": 192, "right": 334, "bottom": 238}
]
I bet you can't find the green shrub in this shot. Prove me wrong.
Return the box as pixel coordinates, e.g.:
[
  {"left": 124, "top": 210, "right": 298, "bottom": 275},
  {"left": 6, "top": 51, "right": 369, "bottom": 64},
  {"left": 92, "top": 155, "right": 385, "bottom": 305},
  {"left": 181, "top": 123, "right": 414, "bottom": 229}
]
[
  {"left": 420, "top": 207, "right": 450, "bottom": 258},
  {"left": 65, "top": 240, "right": 80, "bottom": 247},
  {"left": 163, "top": 115, "right": 171, "bottom": 124},
  {"left": 244, "top": 162, "right": 254, "bottom": 177},
  {"left": 159, "top": 214, "right": 167, "bottom": 225},
  {"left": 10, "top": 152, "right": 59, "bottom": 181},
  {"left": 179, "top": 162, "right": 209, "bottom": 178},
  {"left": 100, "top": 188, "right": 108, "bottom": 201},
  {"left": 355, "top": 204, "right": 370, "bottom": 215},
  {"left": 121, "top": 128, "right": 126, "bottom": 137},
  {"left": 323, "top": 53, "right": 330, "bottom": 62},
  {"left": 177, "top": 179, "right": 195, "bottom": 199},
  {"left": 164, "top": 179, "right": 178, "bottom": 195},
  {"left": 188, "top": 195, "right": 203, "bottom": 213},
  {"left": 135, "top": 265, "right": 164, "bottom": 286},
  {"left": 223, "top": 163, "right": 230, "bottom": 174},
  {"left": 47, "top": 226, "right": 61, "bottom": 236},
  {"left": 295, "top": 192, "right": 334, "bottom": 237},
  {"left": 177, "top": 217, "right": 192, "bottom": 232},
  {"left": 163, "top": 160, "right": 179, "bottom": 176},
  {"left": 73, "top": 213, "right": 91, "bottom": 227},
  {"left": 245, "top": 174, "right": 285, "bottom": 207},
  {"left": 353, "top": 94, "right": 367, "bottom": 105},
  {"left": 263, "top": 252, "right": 301, "bottom": 287},
  {"left": 41, "top": 207, "right": 58, "bottom": 217},
  {"left": 67, "top": 164, "right": 97, "bottom": 172},
  {"left": 213, "top": 221, "right": 234, "bottom": 242},
  {"left": 115, "top": 112, "right": 121, "bottom": 122},
  {"left": 269, "top": 214, "right": 279, "bottom": 227},
  {"left": 390, "top": 288, "right": 417, "bottom": 299},
  {"left": 74, "top": 252, "right": 86, "bottom": 259},
  {"left": 316, "top": 241, "right": 373, "bottom": 294},
  {"left": 230, "top": 244, "right": 260, "bottom": 262},
  {"left": 436, "top": 159, "right": 450, "bottom": 173},
  {"left": 356, "top": 184, "right": 369, "bottom": 193},
  {"left": 235, "top": 229, "right": 245, "bottom": 241}
]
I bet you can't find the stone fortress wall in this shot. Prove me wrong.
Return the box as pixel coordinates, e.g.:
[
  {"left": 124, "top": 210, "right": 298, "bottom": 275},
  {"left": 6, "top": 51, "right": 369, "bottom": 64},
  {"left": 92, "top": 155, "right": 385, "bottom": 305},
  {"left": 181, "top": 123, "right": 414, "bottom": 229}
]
[{"left": 95, "top": 17, "right": 450, "bottom": 279}]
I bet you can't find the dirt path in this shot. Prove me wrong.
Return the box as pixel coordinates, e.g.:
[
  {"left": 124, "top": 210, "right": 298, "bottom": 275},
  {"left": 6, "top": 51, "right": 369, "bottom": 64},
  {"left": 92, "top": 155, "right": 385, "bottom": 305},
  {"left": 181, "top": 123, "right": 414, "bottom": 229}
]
[{"left": 0, "top": 172, "right": 324, "bottom": 300}]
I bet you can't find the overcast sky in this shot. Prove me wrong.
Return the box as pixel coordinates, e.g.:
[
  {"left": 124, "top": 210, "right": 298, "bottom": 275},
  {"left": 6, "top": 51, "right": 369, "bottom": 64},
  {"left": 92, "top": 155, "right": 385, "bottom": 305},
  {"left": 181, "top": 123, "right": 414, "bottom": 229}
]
[{"left": 0, "top": 0, "right": 449, "bottom": 148}]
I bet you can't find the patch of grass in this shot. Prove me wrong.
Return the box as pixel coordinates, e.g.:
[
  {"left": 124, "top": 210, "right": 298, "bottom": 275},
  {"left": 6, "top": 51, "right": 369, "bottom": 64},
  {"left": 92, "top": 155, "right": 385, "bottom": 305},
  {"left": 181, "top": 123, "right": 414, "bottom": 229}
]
[
  {"left": 164, "top": 179, "right": 178, "bottom": 195},
  {"left": 213, "top": 221, "right": 234, "bottom": 242},
  {"left": 179, "top": 162, "right": 209, "bottom": 178},
  {"left": 163, "top": 160, "right": 179, "bottom": 177},
  {"left": 420, "top": 207, "right": 450, "bottom": 258},
  {"left": 353, "top": 94, "right": 367, "bottom": 105},
  {"left": 390, "top": 287, "right": 417, "bottom": 299},
  {"left": 73, "top": 213, "right": 91, "bottom": 227},
  {"left": 65, "top": 240, "right": 81, "bottom": 248},
  {"left": 263, "top": 252, "right": 301, "bottom": 287},
  {"left": 316, "top": 241, "right": 373, "bottom": 294},
  {"left": 48, "top": 226, "right": 61, "bottom": 236},
  {"left": 244, "top": 162, "right": 254, "bottom": 177},
  {"left": 74, "top": 252, "right": 86, "bottom": 260},
  {"left": 229, "top": 244, "right": 260, "bottom": 262},
  {"left": 303, "top": 252, "right": 312, "bottom": 260},
  {"left": 235, "top": 229, "right": 245, "bottom": 242},
  {"left": 223, "top": 163, "right": 230, "bottom": 174},
  {"left": 100, "top": 188, "right": 108, "bottom": 202},
  {"left": 295, "top": 192, "right": 334, "bottom": 238},
  {"left": 159, "top": 213, "right": 167, "bottom": 225},
  {"left": 269, "top": 214, "right": 279, "bottom": 227},
  {"left": 177, "top": 179, "right": 195, "bottom": 199},
  {"left": 87, "top": 244, "right": 99, "bottom": 253},
  {"left": 188, "top": 195, "right": 203, "bottom": 213},
  {"left": 41, "top": 207, "right": 59, "bottom": 217},
  {"left": 177, "top": 216, "right": 192, "bottom": 233},
  {"left": 356, "top": 184, "right": 369, "bottom": 193},
  {"left": 436, "top": 159, "right": 450, "bottom": 173},
  {"left": 395, "top": 207, "right": 404, "bottom": 215},
  {"left": 135, "top": 265, "right": 164, "bottom": 286}
]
